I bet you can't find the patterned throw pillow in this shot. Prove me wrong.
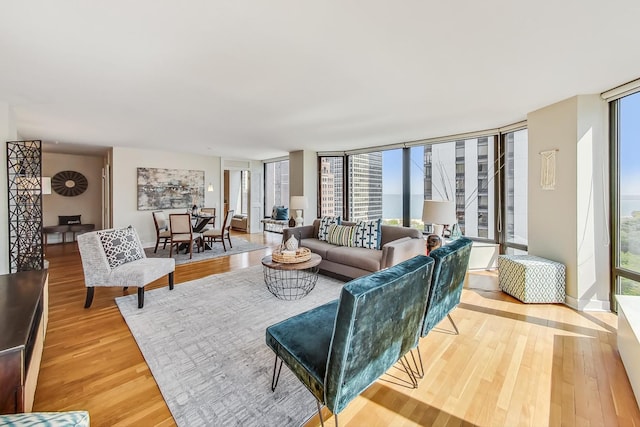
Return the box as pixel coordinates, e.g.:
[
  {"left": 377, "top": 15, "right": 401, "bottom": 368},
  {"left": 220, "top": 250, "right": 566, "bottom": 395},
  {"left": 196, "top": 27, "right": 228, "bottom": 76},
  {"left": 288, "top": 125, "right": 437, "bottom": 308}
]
[
  {"left": 353, "top": 219, "right": 382, "bottom": 250},
  {"left": 318, "top": 216, "right": 341, "bottom": 241},
  {"left": 97, "top": 226, "right": 144, "bottom": 269},
  {"left": 327, "top": 224, "right": 355, "bottom": 247},
  {"left": 271, "top": 205, "right": 284, "bottom": 219}
]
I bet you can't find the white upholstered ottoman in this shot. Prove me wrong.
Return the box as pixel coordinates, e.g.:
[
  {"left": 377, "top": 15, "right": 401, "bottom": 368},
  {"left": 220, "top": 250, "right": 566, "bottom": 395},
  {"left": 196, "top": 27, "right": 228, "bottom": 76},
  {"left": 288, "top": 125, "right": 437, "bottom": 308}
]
[{"left": 497, "top": 255, "right": 566, "bottom": 303}]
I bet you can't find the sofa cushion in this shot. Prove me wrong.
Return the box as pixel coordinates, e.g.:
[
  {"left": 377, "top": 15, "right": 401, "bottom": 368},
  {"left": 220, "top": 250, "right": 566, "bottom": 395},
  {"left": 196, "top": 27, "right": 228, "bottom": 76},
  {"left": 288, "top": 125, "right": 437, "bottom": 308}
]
[
  {"left": 325, "top": 245, "right": 382, "bottom": 272},
  {"left": 97, "top": 226, "right": 144, "bottom": 269},
  {"left": 300, "top": 238, "right": 337, "bottom": 259},
  {"left": 327, "top": 224, "right": 356, "bottom": 247},
  {"left": 380, "top": 224, "right": 422, "bottom": 246},
  {"left": 318, "top": 216, "right": 341, "bottom": 241},
  {"left": 353, "top": 219, "right": 382, "bottom": 249}
]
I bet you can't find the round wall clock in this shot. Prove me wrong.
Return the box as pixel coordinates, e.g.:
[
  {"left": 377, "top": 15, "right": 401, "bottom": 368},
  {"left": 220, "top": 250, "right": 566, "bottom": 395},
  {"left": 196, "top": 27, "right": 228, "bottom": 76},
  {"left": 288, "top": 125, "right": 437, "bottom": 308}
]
[{"left": 52, "top": 170, "right": 88, "bottom": 197}]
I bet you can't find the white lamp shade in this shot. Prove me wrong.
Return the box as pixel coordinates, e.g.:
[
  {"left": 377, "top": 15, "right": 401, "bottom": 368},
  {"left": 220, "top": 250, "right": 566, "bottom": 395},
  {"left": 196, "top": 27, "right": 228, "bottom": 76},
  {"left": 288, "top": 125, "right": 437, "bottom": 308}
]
[
  {"left": 290, "top": 196, "right": 308, "bottom": 210},
  {"left": 422, "top": 200, "right": 456, "bottom": 225},
  {"left": 42, "top": 177, "right": 52, "bottom": 195}
]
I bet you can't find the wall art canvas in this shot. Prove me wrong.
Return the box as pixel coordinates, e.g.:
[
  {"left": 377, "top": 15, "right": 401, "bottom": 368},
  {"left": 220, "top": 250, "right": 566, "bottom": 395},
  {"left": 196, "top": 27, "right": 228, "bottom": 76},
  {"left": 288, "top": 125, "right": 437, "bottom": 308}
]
[{"left": 137, "top": 168, "right": 204, "bottom": 210}]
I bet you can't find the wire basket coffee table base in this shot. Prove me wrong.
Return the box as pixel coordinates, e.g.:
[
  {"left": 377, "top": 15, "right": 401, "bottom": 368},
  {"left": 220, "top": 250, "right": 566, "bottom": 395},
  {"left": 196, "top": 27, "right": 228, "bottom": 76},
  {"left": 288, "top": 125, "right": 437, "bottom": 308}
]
[{"left": 261, "top": 253, "right": 322, "bottom": 300}]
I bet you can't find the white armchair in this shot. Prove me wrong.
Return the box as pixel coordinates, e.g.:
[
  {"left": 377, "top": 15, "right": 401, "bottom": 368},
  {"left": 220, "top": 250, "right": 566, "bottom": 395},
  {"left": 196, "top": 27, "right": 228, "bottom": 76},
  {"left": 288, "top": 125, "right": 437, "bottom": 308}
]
[{"left": 77, "top": 226, "right": 175, "bottom": 309}]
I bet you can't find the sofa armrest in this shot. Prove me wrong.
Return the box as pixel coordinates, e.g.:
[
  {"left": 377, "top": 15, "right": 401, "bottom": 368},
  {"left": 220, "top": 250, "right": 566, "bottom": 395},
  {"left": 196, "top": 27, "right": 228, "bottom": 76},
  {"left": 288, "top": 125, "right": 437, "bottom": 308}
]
[
  {"left": 380, "top": 237, "right": 426, "bottom": 269},
  {"left": 283, "top": 225, "right": 314, "bottom": 241}
]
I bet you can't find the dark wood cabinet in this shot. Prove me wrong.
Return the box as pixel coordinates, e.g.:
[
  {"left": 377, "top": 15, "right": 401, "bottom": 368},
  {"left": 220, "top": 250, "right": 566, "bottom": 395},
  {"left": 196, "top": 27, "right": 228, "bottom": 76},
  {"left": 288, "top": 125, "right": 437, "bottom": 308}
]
[{"left": 0, "top": 270, "right": 49, "bottom": 414}]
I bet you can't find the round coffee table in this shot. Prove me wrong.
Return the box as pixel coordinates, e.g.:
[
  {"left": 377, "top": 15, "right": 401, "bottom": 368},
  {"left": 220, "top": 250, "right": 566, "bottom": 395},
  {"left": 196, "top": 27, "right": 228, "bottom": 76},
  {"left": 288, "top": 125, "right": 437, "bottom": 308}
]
[{"left": 261, "top": 253, "right": 322, "bottom": 300}]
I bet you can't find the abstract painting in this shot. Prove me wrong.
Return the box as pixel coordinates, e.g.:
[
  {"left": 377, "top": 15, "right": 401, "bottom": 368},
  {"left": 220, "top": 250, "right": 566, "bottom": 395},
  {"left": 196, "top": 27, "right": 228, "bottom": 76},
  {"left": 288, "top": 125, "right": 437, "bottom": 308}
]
[{"left": 137, "top": 168, "right": 204, "bottom": 210}]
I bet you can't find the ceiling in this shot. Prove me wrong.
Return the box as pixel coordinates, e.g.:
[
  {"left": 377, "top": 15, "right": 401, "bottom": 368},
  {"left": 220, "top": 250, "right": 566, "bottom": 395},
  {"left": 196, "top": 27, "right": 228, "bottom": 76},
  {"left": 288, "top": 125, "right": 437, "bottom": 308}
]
[{"left": 1, "top": 1, "right": 639, "bottom": 160}]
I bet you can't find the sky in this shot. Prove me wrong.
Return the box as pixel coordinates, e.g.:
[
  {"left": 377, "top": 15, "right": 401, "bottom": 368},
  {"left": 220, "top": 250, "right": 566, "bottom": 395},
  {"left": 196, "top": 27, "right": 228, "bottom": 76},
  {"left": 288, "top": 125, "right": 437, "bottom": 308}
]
[
  {"left": 382, "top": 146, "right": 424, "bottom": 195},
  {"left": 621, "top": 91, "right": 640, "bottom": 197}
]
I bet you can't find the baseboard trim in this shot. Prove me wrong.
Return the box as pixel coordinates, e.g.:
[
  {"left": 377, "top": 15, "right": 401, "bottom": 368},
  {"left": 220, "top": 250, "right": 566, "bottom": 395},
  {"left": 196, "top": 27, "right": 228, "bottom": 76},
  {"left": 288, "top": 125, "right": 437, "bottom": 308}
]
[{"left": 565, "top": 294, "right": 611, "bottom": 312}]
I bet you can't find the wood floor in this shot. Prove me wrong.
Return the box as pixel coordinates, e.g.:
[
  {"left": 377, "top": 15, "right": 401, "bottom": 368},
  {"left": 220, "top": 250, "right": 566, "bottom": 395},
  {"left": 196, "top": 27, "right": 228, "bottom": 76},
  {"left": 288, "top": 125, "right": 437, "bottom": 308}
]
[{"left": 35, "top": 232, "right": 640, "bottom": 426}]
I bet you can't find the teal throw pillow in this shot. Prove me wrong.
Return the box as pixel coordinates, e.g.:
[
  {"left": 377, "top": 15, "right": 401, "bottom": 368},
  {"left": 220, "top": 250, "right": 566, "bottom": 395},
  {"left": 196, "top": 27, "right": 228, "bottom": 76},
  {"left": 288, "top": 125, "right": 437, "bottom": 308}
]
[{"left": 275, "top": 207, "right": 289, "bottom": 220}]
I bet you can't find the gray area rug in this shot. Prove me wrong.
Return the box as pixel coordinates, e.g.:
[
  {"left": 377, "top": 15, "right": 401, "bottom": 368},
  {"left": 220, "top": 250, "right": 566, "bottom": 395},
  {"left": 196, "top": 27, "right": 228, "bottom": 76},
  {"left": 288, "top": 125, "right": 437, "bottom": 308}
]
[
  {"left": 145, "top": 237, "right": 267, "bottom": 265},
  {"left": 116, "top": 265, "right": 345, "bottom": 426}
]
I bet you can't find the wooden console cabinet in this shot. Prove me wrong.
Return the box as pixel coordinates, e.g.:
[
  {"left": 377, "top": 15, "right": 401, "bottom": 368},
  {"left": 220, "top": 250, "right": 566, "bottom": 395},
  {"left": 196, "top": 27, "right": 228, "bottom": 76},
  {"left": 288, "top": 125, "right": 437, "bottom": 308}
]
[{"left": 0, "top": 270, "right": 49, "bottom": 414}]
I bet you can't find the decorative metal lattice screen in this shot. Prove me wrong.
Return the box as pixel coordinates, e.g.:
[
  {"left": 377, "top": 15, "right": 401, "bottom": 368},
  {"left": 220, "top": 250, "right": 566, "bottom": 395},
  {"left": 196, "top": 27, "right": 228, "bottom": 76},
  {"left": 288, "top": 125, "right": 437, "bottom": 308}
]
[{"left": 6, "top": 140, "right": 44, "bottom": 272}]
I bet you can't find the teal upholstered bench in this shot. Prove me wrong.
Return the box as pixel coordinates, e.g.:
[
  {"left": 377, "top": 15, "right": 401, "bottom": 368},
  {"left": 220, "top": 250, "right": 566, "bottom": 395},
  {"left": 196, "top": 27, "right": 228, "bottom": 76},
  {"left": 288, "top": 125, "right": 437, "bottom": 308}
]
[{"left": 0, "top": 411, "right": 90, "bottom": 426}]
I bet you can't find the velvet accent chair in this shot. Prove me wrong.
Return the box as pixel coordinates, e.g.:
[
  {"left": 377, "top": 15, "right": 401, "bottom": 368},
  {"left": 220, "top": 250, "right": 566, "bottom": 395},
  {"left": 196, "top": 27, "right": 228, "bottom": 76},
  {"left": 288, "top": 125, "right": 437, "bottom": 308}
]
[
  {"left": 412, "top": 237, "right": 473, "bottom": 378},
  {"left": 202, "top": 209, "right": 234, "bottom": 251},
  {"left": 169, "top": 213, "right": 203, "bottom": 259},
  {"left": 152, "top": 210, "right": 171, "bottom": 253},
  {"left": 77, "top": 227, "right": 175, "bottom": 309},
  {"left": 265, "top": 255, "right": 435, "bottom": 426}
]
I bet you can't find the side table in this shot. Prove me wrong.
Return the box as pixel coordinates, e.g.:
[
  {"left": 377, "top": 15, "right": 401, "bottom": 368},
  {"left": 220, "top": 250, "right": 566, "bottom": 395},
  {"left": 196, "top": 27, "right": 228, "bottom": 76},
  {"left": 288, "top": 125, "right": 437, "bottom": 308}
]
[{"left": 261, "top": 253, "right": 322, "bottom": 300}]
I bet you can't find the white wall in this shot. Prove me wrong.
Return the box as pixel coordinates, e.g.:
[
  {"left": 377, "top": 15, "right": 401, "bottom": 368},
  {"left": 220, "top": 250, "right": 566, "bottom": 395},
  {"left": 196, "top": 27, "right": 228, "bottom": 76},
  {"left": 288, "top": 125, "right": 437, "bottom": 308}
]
[
  {"left": 528, "top": 94, "right": 609, "bottom": 311},
  {"left": 42, "top": 152, "right": 104, "bottom": 243},
  {"left": 0, "top": 104, "right": 18, "bottom": 274},
  {"left": 112, "top": 147, "right": 221, "bottom": 248}
]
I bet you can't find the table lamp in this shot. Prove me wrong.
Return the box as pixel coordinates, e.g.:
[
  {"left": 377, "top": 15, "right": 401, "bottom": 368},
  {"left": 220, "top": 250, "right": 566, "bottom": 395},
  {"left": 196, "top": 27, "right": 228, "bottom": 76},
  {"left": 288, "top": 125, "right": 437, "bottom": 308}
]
[
  {"left": 422, "top": 200, "right": 456, "bottom": 237},
  {"left": 290, "top": 196, "right": 308, "bottom": 227}
]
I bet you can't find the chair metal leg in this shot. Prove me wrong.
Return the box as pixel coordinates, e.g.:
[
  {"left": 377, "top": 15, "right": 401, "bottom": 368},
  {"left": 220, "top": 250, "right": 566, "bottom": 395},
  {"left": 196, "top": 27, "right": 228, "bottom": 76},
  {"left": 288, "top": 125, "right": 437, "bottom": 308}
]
[
  {"left": 316, "top": 400, "right": 325, "bottom": 427},
  {"left": 168, "top": 272, "right": 174, "bottom": 290},
  {"left": 227, "top": 234, "right": 232, "bottom": 249},
  {"left": 409, "top": 346, "right": 424, "bottom": 379},
  {"left": 137, "top": 287, "right": 144, "bottom": 308},
  {"left": 84, "top": 287, "right": 94, "bottom": 308},
  {"left": 271, "top": 355, "right": 283, "bottom": 391},
  {"left": 399, "top": 355, "right": 418, "bottom": 388},
  {"left": 447, "top": 313, "right": 459, "bottom": 335}
]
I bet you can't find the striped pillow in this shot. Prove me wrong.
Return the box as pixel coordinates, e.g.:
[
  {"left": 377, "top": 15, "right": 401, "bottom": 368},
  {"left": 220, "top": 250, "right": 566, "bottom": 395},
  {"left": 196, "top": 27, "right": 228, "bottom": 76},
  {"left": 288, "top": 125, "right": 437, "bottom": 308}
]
[{"left": 327, "top": 224, "right": 355, "bottom": 247}]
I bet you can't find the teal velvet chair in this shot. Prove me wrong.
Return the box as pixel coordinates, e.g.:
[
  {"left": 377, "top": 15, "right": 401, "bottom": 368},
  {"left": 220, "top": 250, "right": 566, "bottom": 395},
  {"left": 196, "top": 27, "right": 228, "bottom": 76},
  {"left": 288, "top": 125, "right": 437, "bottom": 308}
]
[
  {"left": 413, "top": 237, "right": 473, "bottom": 378},
  {"left": 265, "top": 255, "right": 434, "bottom": 426}
]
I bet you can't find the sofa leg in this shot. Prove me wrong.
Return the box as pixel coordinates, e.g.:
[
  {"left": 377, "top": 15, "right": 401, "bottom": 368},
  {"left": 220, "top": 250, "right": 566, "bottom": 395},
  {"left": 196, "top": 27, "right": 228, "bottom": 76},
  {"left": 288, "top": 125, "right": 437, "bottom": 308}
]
[
  {"left": 271, "top": 355, "right": 283, "bottom": 391},
  {"left": 137, "top": 287, "right": 144, "bottom": 308},
  {"left": 84, "top": 287, "right": 95, "bottom": 308},
  {"left": 169, "top": 272, "right": 174, "bottom": 290}
]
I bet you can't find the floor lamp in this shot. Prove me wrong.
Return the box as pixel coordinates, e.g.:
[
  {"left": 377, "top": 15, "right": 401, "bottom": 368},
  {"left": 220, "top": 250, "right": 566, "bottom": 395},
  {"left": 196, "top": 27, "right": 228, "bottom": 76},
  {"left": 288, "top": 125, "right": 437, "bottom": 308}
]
[
  {"left": 421, "top": 200, "right": 456, "bottom": 237},
  {"left": 290, "top": 196, "right": 308, "bottom": 227}
]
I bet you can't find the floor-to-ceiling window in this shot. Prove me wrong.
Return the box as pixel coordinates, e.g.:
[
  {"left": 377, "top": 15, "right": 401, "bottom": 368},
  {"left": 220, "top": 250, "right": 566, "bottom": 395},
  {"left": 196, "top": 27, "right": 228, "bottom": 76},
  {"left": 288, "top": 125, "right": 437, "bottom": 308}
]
[
  {"left": 420, "top": 136, "right": 497, "bottom": 239},
  {"left": 348, "top": 152, "right": 383, "bottom": 222},
  {"left": 319, "top": 156, "right": 344, "bottom": 218},
  {"left": 317, "top": 128, "right": 525, "bottom": 249},
  {"left": 612, "top": 91, "right": 640, "bottom": 297},
  {"left": 264, "top": 159, "right": 289, "bottom": 213},
  {"left": 502, "top": 128, "right": 528, "bottom": 254}
]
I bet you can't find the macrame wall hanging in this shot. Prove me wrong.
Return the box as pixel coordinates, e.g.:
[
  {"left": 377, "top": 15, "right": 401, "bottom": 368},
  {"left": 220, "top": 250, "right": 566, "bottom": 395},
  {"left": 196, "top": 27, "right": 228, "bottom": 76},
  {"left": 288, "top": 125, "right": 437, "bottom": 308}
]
[{"left": 540, "top": 149, "right": 558, "bottom": 190}]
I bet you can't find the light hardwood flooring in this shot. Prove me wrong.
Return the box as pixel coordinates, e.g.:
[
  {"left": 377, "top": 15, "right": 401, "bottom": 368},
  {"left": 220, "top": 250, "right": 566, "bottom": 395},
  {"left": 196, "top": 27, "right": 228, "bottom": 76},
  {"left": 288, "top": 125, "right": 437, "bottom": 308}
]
[{"left": 35, "top": 232, "right": 640, "bottom": 426}]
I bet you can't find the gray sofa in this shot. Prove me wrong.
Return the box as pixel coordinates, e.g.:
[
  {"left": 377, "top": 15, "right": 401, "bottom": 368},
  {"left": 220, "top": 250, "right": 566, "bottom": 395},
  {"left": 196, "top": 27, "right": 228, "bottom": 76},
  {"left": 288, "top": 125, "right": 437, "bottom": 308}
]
[{"left": 283, "top": 219, "right": 425, "bottom": 279}]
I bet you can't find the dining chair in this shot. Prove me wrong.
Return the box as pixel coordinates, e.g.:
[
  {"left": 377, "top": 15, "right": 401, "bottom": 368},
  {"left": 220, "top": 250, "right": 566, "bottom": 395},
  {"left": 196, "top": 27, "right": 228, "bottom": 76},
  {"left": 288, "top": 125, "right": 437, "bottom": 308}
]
[
  {"left": 152, "top": 211, "right": 171, "bottom": 253},
  {"left": 169, "top": 213, "right": 203, "bottom": 259},
  {"left": 200, "top": 207, "right": 216, "bottom": 228},
  {"left": 202, "top": 209, "right": 234, "bottom": 251}
]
